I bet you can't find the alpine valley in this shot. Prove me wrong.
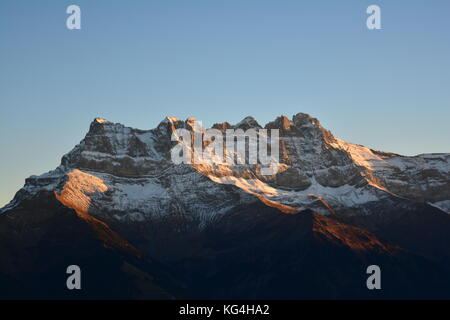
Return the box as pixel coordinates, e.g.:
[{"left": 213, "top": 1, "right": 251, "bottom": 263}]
[{"left": 1, "top": 113, "right": 450, "bottom": 299}]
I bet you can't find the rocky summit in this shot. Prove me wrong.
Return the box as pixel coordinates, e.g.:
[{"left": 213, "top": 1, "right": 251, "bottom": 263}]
[{"left": 1, "top": 112, "right": 450, "bottom": 299}]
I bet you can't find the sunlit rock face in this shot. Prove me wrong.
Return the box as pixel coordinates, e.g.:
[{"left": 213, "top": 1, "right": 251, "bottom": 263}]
[{"left": 3, "top": 112, "right": 450, "bottom": 225}]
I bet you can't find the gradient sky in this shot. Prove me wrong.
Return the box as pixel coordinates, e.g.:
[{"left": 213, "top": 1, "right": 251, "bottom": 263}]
[{"left": 1, "top": 0, "right": 449, "bottom": 207}]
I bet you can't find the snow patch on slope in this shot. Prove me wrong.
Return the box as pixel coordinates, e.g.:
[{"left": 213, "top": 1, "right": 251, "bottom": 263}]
[
  {"left": 430, "top": 200, "right": 450, "bottom": 214},
  {"left": 207, "top": 174, "right": 383, "bottom": 215}
]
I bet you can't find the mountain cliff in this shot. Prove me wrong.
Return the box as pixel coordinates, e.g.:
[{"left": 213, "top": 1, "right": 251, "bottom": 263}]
[{"left": 1, "top": 112, "right": 450, "bottom": 299}]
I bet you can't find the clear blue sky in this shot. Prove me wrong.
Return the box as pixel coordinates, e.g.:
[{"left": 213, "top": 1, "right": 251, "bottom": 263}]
[{"left": 1, "top": 0, "right": 449, "bottom": 207}]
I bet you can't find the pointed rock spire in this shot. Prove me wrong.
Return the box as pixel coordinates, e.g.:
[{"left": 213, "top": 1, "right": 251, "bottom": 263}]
[
  {"left": 235, "top": 116, "right": 261, "bottom": 130},
  {"left": 265, "top": 115, "right": 293, "bottom": 133}
]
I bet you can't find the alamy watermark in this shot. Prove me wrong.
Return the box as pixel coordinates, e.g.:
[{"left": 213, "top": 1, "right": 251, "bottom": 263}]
[
  {"left": 66, "top": 265, "right": 81, "bottom": 290},
  {"left": 65, "top": 5, "right": 382, "bottom": 31},
  {"left": 170, "top": 120, "right": 280, "bottom": 176},
  {"left": 367, "top": 5, "right": 381, "bottom": 30},
  {"left": 366, "top": 265, "right": 381, "bottom": 290},
  {"left": 66, "top": 5, "right": 81, "bottom": 30}
]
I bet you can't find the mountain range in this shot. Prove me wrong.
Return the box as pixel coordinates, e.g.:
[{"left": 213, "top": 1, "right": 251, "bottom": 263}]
[{"left": 1, "top": 112, "right": 450, "bottom": 299}]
